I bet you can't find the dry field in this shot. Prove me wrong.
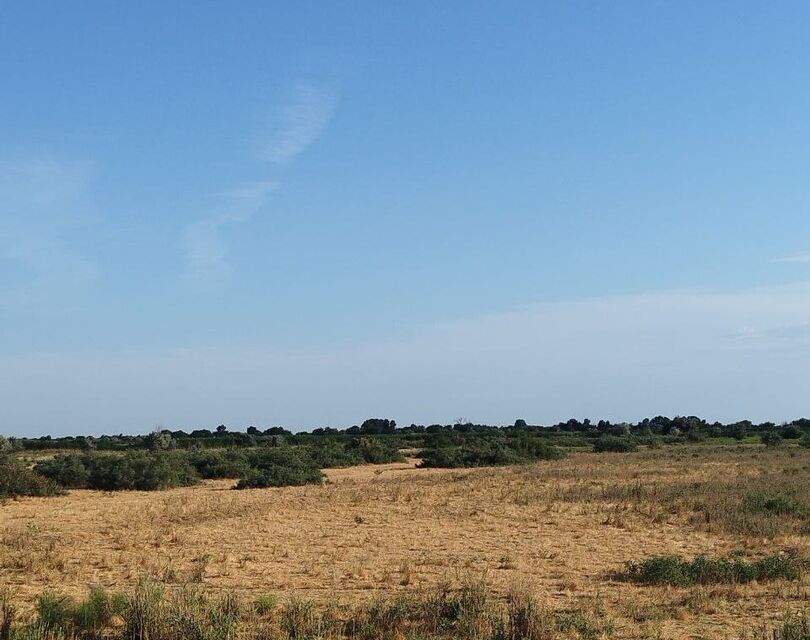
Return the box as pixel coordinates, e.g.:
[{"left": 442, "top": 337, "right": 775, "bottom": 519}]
[{"left": 1, "top": 444, "right": 809, "bottom": 639}]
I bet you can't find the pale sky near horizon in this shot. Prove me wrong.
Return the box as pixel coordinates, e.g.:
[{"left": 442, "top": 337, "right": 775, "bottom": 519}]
[{"left": 2, "top": 2, "right": 810, "bottom": 436}]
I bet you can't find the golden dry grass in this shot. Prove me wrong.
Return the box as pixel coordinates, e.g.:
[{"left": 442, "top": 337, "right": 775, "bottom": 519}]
[{"left": 1, "top": 444, "right": 808, "bottom": 639}]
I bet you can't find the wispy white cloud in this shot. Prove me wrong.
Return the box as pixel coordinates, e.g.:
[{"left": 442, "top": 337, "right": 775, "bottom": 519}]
[
  {"left": 4, "top": 282, "right": 810, "bottom": 435},
  {"left": 181, "top": 181, "right": 277, "bottom": 289},
  {"left": 181, "top": 79, "right": 340, "bottom": 289},
  {"left": 771, "top": 253, "right": 810, "bottom": 264},
  {"left": 263, "top": 82, "right": 340, "bottom": 164},
  {"left": 0, "top": 156, "right": 99, "bottom": 312}
]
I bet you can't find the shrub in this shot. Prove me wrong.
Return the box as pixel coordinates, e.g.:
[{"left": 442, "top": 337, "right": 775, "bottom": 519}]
[
  {"left": 36, "top": 452, "right": 198, "bottom": 491},
  {"left": 185, "top": 449, "right": 251, "bottom": 479},
  {"left": 85, "top": 452, "right": 198, "bottom": 491},
  {"left": 762, "top": 431, "right": 784, "bottom": 448},
  {"left": 419, "top": 439, "right": 564, "bottom": 468},
  {"left": 800, "top": 434, "right": 810, "bottom": 449},
  {"left": 347, "top": 437, "right": 405, "bottom": 465},
  {"left": 0, "top": 454, "right": 62, "bottom": 499},
  {"left": 623, "top": 553, "right": 804, "bottom": 586},
  {"left": 33, "top": 454, "right": 90, "bottom": 488},
  {"left": 145, "top": 430, "right": 175, "bottom": 451},
  {"left": 593, "top": 436, "right": 638, "bottom": 453},
  {"left": 302, "top": 442, "right": 365, "bottom": 468},
  {"left": 234, "top": 465, "right": 323, "bottom": 490}
]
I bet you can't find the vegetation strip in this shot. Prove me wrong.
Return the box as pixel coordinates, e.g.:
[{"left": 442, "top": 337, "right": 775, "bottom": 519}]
[{"left": 623, "top": 553, "right": 805, "bottom": 586}]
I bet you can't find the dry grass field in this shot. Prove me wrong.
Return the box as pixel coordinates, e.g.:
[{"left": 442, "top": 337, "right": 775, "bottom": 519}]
[{"left": 1, "top": 444, "right": 808, "bottom": 639}]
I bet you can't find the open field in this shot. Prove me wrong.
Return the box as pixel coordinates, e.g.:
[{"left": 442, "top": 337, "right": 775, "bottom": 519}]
[{"left": 1, "top": 444, "right": 809, "bottom": 639}]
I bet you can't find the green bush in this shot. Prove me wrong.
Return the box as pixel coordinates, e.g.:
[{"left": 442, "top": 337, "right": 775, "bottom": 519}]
[
  {"left": 762, "top": 431, "right": 784, "bottom": 448},
  {"left": 349, "top": 437, "right": 406, "bottom": 464},
  {"left": 419, "top": 438, "right": 564, "bottom": 468},
  {"left": 0, "top": 454, "right": 62, "bottom": 499},
  {"left": 301, "top": 442, "right": 365, "bottom": 468},
  {"left": 593, "top": 436, "right": 638, "bottom": 453},
  {"left": 35, "top": 452, "right": 199, "bottom": 491},
  {"left": 624, "top": 553, "right": 804, "bottom": 586},
  {"left": 33, "top": 454, "right": 90, "bottom": 488},
  {"left": 235, "top": 465, "right": 323, "bottom": 489},
  {"left": 88, "top": 452, "right": 198, "bottom": 491},
  {"left": 185, "top": 449, "right": 251, "bottom": 479}
]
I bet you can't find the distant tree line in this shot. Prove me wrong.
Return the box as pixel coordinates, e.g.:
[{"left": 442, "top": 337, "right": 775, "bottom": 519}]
[{"left": 5, "top": 415, "right": 810, "bottom": 452}]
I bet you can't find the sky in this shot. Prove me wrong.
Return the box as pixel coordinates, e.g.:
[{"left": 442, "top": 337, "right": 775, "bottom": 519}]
[{"left": 2, "top": 2, "right": 810, "bottom": 436}]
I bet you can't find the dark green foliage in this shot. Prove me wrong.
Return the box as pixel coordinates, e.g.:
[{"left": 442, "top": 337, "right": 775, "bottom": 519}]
[
  {"left": 623, "top": 553, "right": 804, "bottom": 586},
  {"left": 762, "top": 431, "right": 784, "bottom": 448},
  {"left": 419, "top": 438, "right": 565, "bottom": 468},
  {"left": 358, "top": 418, "right": 396, "bottom": 434},
  {"left": 235, "top": 465, "right": 323, "bottom": 489},
  {"left": 35, "top": 452, "right": 199, "bottom": 491},
  {"left": 350, "top": 437, "right": 405, "bottom": 464},
  {"left": 35, "top": 439, "right": 401, "bottom": 493},
  {"left": 300, "top": 442, "right": 365, "bottom": 468},
  {"left": 0, "top": 454, "right": 62, "bottom": 499},
  {"left": 800, "top": 434, "right": 810, "bottom": 449},
  {"left": 87, "top": 452, "right": 199, "bottom": 491},
  {"left": 33, "top": 454, "right": 90, "bottom": 488},
  {"left": 592, "top": 436, "right": 637, "bottom": 453},
  {"left": 185, "top": 449, "right": 251, "bottom": 479}
]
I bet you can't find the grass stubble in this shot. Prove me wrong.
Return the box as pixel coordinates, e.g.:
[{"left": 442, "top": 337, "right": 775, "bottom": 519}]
[{"left": 0, "top": 444, "right": 808, "bottom": 639}]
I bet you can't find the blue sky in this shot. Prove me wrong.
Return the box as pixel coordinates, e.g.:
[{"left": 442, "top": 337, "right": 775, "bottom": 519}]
[{"left": 2, "top": 2, "right": 810, "bottom": 435}]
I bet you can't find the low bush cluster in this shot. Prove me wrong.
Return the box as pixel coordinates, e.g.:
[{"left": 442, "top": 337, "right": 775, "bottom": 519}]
[
  {"left": 419, "top": 438, "right": 565, "bottom": 468},
  {"left": 592, "top": 435, "right": 638, "bottom": 453},
  {"left": 35, "top": 452, "right": 199, "bottom": 491},
  {"left": 762, "top": 431, "right": 784, "bottom": 448},
  {"left": 623, "top": 553, "right": 804, "bottom": 586},
  {"left": 235, "top": 465, "right": 324, "bottom": 489},
  {"left": 0, "top": 454, "right": 62, "bottom": 499}
]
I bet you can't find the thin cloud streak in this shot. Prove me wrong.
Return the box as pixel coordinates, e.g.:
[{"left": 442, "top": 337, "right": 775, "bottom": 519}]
[
  {"left": 181, "top": 180, "right": 277, "bottom": 289},
  {"left": 771, "top": 253, "right": 810, "bottom": 264},
  {"left": 263, "top": 82, "right": 340, "bottom": 164},
  {"left": 181, "top": 79, "right": 341, "bottom": 289}
]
